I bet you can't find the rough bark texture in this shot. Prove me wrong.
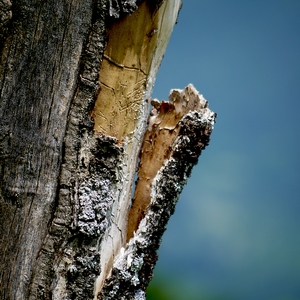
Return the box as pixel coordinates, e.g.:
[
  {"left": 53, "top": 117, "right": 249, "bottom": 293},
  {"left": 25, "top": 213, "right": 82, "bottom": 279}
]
[
  {"left": 0, "top": 0, "right": 98, "bottom": 298},
  {"left": 0, "top": 0, "right": 216, "bottom": 299}
]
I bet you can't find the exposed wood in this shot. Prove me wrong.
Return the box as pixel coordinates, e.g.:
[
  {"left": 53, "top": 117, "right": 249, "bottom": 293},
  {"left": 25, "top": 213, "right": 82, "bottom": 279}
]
[{"left": 0, "top": 0, "right": 216, "bottom": 299}]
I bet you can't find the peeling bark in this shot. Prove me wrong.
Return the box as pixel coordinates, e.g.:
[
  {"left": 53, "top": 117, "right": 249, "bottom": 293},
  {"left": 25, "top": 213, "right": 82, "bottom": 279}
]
[{"left": 0, "top": 0, "right": 215, "bottom": 299}]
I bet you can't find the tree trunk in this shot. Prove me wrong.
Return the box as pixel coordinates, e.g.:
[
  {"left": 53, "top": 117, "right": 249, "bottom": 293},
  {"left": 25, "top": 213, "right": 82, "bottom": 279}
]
[{"left": 0, "top": 0, "right": 216, "bottom": 299}]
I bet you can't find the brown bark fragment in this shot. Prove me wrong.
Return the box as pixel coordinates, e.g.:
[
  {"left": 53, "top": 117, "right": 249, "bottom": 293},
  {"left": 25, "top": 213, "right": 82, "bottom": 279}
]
[{"left": 127, "top": 84, "right": 214, "bottom": 241}]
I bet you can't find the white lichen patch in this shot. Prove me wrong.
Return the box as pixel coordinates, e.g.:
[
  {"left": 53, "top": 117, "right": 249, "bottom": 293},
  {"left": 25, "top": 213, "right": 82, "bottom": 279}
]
[{"left": 78, "top": 178, "right": 113, "bottom": 236}]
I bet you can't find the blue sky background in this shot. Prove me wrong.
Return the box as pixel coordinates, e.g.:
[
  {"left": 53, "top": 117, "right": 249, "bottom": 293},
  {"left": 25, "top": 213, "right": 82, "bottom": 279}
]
[{"left": 149, "top": 1, "right": 300, "bottom": 299}]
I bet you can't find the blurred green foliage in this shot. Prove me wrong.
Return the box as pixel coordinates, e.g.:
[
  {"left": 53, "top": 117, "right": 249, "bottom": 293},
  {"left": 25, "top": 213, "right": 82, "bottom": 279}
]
[
  {"left": 147, "top": 271, "right": 299, "bottom": 300},
  {"left": 147, "top": 272, "right": 235, "bottom": 300}
]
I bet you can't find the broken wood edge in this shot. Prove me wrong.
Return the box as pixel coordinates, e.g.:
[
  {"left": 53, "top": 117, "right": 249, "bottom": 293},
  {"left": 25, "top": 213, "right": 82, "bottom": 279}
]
[
  {"left": 98, "top": 84, "right": 216, "bottom": 299},
  {"left": 126, "top": 84, "right": 212, "bottom": 241}
]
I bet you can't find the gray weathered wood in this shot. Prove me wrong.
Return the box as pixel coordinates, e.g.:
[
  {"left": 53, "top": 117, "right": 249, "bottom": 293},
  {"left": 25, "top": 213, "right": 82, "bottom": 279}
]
[{"left": 0, "top": 0, "right": 97, "bottom": 298}]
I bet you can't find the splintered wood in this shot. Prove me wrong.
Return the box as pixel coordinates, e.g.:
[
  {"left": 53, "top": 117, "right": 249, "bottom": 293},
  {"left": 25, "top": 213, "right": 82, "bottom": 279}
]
[
  {"left": 99, "top": 83, "right": 215, "bottom": 299},
  {"left": 127, "top": 84, "right": 216, "bottom": 241}
]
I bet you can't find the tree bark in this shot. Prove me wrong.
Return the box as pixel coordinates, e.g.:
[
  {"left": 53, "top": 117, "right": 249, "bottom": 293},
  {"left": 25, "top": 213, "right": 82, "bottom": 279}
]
[{"left": 0, "top": 0, "right": 216, "bottom": 299}]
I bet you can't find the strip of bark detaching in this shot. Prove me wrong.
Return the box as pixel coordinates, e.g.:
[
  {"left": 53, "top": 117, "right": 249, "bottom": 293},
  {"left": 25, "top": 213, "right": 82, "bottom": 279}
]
[
  {"left": 99, "top": 84, "right": 216, "bottom": 299},
  {"left": 126, "top": 83, "right": 216, "bottom": 241}
]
